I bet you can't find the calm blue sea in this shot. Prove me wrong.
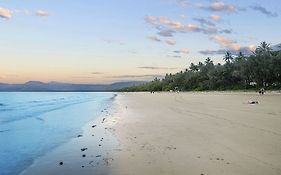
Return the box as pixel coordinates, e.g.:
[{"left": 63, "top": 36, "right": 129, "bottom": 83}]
[{"left": 0, "top": 92, "right": 115, "bottom": 175}]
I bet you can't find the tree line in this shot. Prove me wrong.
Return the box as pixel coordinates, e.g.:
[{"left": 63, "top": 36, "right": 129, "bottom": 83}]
[{"left": 123, "top": 42, "right": 281, "bottom": 92}]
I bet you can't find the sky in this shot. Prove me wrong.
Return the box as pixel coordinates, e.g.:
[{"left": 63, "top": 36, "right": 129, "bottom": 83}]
[{"left": 0, "top": 0, "right": 280, "bottom": 84}]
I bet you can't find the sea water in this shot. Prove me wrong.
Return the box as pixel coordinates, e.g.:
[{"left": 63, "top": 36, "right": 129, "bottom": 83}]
[{"left": 0, "top": 92, "right": 115, "bottom": 175}]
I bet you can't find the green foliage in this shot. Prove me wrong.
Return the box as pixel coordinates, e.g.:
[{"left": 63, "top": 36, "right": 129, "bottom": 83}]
[{"left": 123, "top": 42, "right": 281, "bottom": 92}]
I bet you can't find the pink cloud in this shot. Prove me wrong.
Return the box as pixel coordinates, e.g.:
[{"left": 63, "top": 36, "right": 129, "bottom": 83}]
[
  {"left": 207, "top": 35, "right": 256, "bottom": 55},
  {"left": 209, "top": 2, "right": 236, "bottom": 12},
  {"left": 209, "top": 14, "right": 221, "bottom": 21},
  {"left": 36, "top": 10, "right": 49, "bottom": 17},
  {"left": 0, "top": 7, "right": 12, "bottom": 19},
  {"left": 145, "top": 16, "right": 231, "bottom": 35},
  {"left": 209, "top": 36, "right": 238, "bottom": 49}
]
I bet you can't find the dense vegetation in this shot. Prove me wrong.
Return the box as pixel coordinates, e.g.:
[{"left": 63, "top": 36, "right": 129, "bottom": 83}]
[{"left": 123, "top": 42, "right": 281, "bottom": 92}]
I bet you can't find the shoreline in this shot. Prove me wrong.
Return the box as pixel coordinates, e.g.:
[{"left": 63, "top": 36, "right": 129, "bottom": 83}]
[{"left": 20, "top": 93, "right": 118, "bottom": 175}]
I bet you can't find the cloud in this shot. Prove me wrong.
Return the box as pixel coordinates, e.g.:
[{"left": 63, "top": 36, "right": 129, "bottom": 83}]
[
  {"left": 0, "top": 7, "right": 12, "bottom": 19},
  {"left": 220, "top": 29, "right": 232, "bottom": 34},
  {"left": 199, "top": 46, "right": 255, "bottom": 56},
  {"left": 13, "top": 9, "right": 30, "bottom": 15},
  {"left": 167, "top": 55, "right": 182, "bottom": 58},
  {"left": 173, "top": 55, "right": 182, "bottom": 58},
  {"left": 145, "top": 16, "right": 231, "bottom": 35},
  {"left": 198, "top": 26, "right": 232, "bottom": 34},
  {"left": 177, "top": 0, "right": 192, "bottom": 8},
  {"left": 203, "top": 1, "right": 236, "bottom": 12},
  {"left": 91, "top": 72, "right": 104, "bottom": 75},
  {"left": 147, "top": 36, "right": 161, "bottom": 42},
  {"left": 165, "top": 39, "right": 177, "bottom": 45},
  {"left": 145, "top": 16, "right": 185, "bottom": 30},
  {"left": 209, "top": 14, "right": 221, "bottom": 21},
  {"left": 250, "top": 5, "right": 278, "bottom": 17},
  {"left": 71, "top": 76, "right": 95, "bottom": 79},
  {"left": 103, "top": 39, "right": 124, "bottom": 45},
  {"left": 174, "top": 48, "right": 189, "bottom": 54},
  {"left": 209, "top": 35, "right": 241, "bottom": 50},
  {"left": 36, "top": 10, "right": 49, "bottom": 17},
  {"left": 137, "top": 66, "right": 181, "bottom": 70},
  {"left": 198, "top": 49, "right": 226, "bottom": 55},
  {"left": 157, "top": 29, "right": 175, "bottom": 37},
  {"left": 178, "top": 1, "right": 238, "bottom": 13},
  {"left": 144, "top": 15, "right": 157, "bottom": 24},
  {"left": 201, "top": 35, "right": 256, "bottom": 55},
  {"left": 193, "top": 17, "right": 215, "bottom": 26}
]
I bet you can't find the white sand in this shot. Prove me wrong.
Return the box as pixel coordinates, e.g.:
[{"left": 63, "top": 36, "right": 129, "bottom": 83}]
[{"left": 109, "top": 92, "right": 281, "bottom": 175}]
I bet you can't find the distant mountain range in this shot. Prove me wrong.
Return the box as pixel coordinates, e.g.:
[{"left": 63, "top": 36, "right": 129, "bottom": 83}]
[
  {"left": 0, "top": 81, "right": 146, "bottom": 92},
  {"left": 272, "top": 43, "right": 281, "bottom": 51}
]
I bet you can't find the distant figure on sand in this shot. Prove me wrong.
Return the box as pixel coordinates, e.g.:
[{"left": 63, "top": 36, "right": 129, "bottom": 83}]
[
  {"left": 259, "top": 88, "right": 265, "bottom": 95},
  {"left": 174, "top": 87, "right": 179, "bottom": 93}
]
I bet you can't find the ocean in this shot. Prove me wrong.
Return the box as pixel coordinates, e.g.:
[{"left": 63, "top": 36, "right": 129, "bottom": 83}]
[{"left": 0, "top": 92, "right": 115, "bottom": 175}]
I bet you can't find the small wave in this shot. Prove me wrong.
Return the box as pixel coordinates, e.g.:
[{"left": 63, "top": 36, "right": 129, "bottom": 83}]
[
  {"left": 0, "top": 129, "right": 11, "bottom": 133},
  {"left": 0, "top": 108, "right": 13, "bottom": 112},
  {"left": 35, "top": 117, "right": 45, "bottom": 122},
  {"left": 0, "top": 98, "right": 94, "bottom": 124}
]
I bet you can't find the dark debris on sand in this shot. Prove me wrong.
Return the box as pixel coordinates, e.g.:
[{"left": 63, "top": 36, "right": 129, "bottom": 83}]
[
  {"left": 81, "top": 148, "right": 88, "bottom": 151},
  {"left": 248, "top": 101, "right": 258, "bottom": 104}
]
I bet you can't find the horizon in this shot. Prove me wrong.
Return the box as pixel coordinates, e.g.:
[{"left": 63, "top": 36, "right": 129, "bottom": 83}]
[
  {"left": 1, "top": 0, "right": 280, "bottom": 84},
  {"left": 0, "top": 80, "right": 146, "bottom": 85}
]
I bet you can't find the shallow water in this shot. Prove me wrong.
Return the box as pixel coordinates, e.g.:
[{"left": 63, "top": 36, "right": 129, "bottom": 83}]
[{"left": 0, "top": 92, "right": 114, "bottom": 175}]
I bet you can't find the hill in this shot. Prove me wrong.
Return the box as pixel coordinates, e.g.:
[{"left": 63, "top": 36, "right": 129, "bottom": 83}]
[{"left": 0, "top": 81, "right": 146, "bottom": 92}]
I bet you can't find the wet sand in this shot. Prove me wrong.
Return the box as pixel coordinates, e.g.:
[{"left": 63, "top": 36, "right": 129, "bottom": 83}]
[
  {"left": 21, "top": 92, "right": 281, "bottom": 175},
  {"left": 21, "top": 106, "right": 117, "bottom": 175},
  {"left": 109, "top": 92, "right": 281, "bottom": 175}
]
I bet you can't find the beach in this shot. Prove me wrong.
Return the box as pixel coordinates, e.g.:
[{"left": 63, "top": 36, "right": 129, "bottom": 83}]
[
  {"left": 109, "top": 92, "right": 281, "bottom": 175},
  {"left": 20, "top": 92, "right": 281, "bottom": 175}
]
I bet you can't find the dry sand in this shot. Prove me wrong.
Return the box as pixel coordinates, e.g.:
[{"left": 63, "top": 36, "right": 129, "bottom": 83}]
[{"left": 109, "top": 92, "right": 281, "bottom": 175}]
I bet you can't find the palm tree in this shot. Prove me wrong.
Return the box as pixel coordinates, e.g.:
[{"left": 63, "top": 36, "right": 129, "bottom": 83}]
[
  {"left": 235, "top": 51, "right": 244, "bottom": 62},
  {"left": 205, "top": 57, "right": 213, "bottom": 65},
  {"left": 255, "top": 41, "right": 272, "bottom": 56},
  {"left": 189, "top": 63, "right": 198, "bottom": 72},
  {"left": 223, "top": 51, "right": 233, "bottom": 63},
  {"left": 197, "top": 61, "right": 204, "bottom": 72}
]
